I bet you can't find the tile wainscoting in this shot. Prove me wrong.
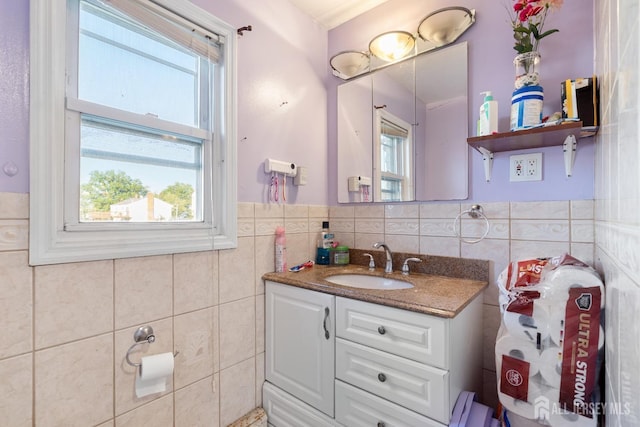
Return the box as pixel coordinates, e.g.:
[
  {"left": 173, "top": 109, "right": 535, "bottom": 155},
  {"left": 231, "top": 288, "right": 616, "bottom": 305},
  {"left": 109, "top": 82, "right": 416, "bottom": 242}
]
[{"left": 0, "top": 194, "right": 593, "bottom": 423}]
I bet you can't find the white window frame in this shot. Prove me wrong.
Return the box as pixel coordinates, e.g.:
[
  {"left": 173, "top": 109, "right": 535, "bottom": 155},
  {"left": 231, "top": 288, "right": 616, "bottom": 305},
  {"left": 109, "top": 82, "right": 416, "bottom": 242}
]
[
  {"left": 29, "top": 0, "right": 237, "bottom": 265},
  {"left": 373, "top": 109, "right": 414, "bottom": 202}
]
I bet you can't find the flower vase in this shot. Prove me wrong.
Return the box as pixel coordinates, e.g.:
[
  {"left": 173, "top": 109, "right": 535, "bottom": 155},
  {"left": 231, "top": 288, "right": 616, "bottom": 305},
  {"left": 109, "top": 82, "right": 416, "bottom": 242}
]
[
  {"left": 513, "top": 51, "right": 541, "bottom": 89},
  {"left": 510, "top": 51, "right": 543, "bottom": 130}
]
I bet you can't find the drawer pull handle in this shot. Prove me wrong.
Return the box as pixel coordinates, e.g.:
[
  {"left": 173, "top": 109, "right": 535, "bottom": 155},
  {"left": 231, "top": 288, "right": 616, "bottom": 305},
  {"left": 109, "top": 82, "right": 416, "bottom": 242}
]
[
  {"left": 377, "top": 373, "right": 387, "bottom": 382},
  {"left": 377, "top": 423, "right": 386, "bottom": 427},
  {"left": 377, "top": 326, "right": 386, "bottom": 335},
  {"left": 323, "top": 307, "right": 330, "bottom": 340}
]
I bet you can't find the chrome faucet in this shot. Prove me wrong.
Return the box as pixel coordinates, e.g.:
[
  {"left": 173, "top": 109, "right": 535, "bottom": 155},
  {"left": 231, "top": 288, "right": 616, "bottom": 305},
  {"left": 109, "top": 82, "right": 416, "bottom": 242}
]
[{"left": 373, "top": 242, "right": 393, "bottom": 273}]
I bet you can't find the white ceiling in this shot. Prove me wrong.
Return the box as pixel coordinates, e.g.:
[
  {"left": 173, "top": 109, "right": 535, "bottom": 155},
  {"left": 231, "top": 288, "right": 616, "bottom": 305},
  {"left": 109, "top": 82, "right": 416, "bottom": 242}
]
[{"left": 288, "top": 0, "right": 390, "bottom": 29}]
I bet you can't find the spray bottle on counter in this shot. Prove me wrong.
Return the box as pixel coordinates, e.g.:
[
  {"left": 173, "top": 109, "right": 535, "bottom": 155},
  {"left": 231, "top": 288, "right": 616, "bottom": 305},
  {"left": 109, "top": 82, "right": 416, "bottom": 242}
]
[{"left": 275, "top": 226, "right": 287, "bottom": 272}]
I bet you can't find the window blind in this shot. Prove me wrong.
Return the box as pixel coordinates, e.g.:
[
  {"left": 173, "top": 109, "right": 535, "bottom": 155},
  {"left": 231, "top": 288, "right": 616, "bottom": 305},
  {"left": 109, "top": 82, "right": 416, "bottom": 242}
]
[
  {"left": 381, "top": 118, "right": 409, "bottom": 138},
  {"left": 100, "top": 0, "right": 222, "bottom": 62}
]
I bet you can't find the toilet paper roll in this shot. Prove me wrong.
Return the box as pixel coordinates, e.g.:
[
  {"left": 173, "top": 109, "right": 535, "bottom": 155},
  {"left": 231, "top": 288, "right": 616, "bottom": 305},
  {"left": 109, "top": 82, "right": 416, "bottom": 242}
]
[
  {"left": 545, "top": 308, "right": 565, "bottom": 347},
  {"left": 538, "top": 325, "right": 604, "bottom": 387},
  {"left": 135, "top": 352, "right": 174, "bottom": 398},
  {"left": 548, "top": 411, "right": 598, "bottom": 427},
  {"left": 538, "top": 346, "right": 562, "bottom": 388},
  {"left": 498, "top": 387, "right": 538, "bottom": 419},
  {"left": 543, "top": 268, "right": 604, "bottom": 308},
  {"left": 495, "top": 335, "right": 541, "bottom": 376},
  {"left": 498, "top": 379, "right": 559, "bottom": 420},
  {"left": 503, "top": 301, "right": 552, "bottom": 344}
]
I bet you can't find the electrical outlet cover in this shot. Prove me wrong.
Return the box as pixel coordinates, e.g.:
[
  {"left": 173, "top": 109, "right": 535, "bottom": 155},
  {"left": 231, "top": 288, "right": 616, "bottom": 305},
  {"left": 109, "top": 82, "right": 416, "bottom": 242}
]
[{"left": 510, "top": 153, "right": 542, "bottom": 182}]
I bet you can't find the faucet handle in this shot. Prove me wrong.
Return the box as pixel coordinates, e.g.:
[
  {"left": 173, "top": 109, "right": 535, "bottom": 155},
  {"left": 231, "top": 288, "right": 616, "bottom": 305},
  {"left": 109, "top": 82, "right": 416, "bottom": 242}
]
[
  {"left": 401, "top": 257, "right": 422, "bottom": 275},
  {"left": 363, "top": 253, "right": 375, "bottom": 270}
]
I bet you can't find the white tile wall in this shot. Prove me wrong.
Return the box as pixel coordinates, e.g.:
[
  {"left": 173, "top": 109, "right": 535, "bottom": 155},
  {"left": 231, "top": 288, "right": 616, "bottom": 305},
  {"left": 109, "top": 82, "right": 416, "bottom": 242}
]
[
  {"left": 0, "top": 191, "right": 600, "bottom": 422},
  {"left": 595, "top": 0, "right": 640, "bottom": 424},
  {"left": 0, "top": 194, "right": 330, "bottom": 426}
]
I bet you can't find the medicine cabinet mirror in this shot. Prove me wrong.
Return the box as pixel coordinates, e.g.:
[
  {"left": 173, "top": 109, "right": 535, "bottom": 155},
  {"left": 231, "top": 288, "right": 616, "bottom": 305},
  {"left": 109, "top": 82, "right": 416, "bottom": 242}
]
[{"left": 337, "top": 42, "right": 469, "bottom": 203}]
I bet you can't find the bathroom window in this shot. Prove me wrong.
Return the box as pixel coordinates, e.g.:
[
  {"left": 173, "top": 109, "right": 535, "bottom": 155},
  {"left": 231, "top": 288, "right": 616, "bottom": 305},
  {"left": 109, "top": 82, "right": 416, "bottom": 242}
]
[
  {"left": 29, "top": 0, "right": 237, "bottom": 264},
  {"left": 374, "top": 110, "right": 414, "bottom": 202}
]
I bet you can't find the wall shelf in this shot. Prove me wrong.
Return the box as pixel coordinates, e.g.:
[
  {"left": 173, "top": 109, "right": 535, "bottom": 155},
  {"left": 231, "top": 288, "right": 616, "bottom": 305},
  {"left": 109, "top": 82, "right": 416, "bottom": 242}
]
[{"left": 466, "top": 121, "right": 597, "bottom": 181}]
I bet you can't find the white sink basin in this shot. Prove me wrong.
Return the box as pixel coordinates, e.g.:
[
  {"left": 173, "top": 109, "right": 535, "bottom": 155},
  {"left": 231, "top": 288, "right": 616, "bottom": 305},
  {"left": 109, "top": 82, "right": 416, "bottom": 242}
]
[{"left": 324, "top": 274, "right": 414, "bottom": 290}]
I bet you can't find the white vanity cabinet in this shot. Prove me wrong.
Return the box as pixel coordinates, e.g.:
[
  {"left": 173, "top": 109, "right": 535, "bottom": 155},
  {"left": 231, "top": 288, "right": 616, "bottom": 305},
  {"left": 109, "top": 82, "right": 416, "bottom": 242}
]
[
  {"left": 263, "top": 280, "right": 483, "bottom": 427},
  {"left": 265, "top": 281, "right": 335, "bottom": 418}
]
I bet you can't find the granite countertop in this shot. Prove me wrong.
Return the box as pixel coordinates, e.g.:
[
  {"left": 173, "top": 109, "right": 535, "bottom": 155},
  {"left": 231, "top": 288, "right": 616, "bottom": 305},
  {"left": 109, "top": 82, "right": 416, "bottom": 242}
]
[{"left": 263, "top": 264, "right": 488, "bottom": 318}]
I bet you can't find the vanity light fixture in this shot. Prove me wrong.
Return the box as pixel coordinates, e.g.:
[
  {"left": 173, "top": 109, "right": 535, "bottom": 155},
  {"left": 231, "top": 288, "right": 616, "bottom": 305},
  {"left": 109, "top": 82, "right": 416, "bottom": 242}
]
[
  {"left": 368, "top": 30, "right": 415, "bottom": 62},
  {"left": 417, "top": 6, "right": 475, "bottom": 46},
  {"left": 329, "top": 6, "right": 475, "bottom": 80},
  {"left": 330, "top": 50, "right": 370, "bottom": 79}
]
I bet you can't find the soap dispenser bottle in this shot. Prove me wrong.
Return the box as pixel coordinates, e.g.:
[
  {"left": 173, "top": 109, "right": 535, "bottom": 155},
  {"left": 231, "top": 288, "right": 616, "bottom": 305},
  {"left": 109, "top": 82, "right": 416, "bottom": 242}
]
[{"left": 479, "top": 91, "right": 498, "bottom": 136}]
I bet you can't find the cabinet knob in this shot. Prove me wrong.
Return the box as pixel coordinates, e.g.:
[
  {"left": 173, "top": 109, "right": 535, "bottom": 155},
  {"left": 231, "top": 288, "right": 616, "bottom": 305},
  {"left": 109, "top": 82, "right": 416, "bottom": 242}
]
[
  {"left": 377, "top": 423, "right": 386, "bottom": 427},
  {"left": 377, "top": 373, "right": 386, "bottom": 382},
  {"left": 377, "top": 326, "right": 386, "bottom": 335}
]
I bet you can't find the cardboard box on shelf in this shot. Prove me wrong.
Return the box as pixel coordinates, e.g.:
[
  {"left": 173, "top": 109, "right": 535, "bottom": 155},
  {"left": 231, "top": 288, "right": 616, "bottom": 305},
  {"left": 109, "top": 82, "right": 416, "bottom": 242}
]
[{"left": 561, "top": 76, "right": 599, "bottom": 127}]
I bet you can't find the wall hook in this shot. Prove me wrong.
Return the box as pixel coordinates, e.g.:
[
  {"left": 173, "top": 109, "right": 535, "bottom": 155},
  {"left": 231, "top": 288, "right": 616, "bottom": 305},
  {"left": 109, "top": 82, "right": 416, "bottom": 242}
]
[
  {"left": 374, "top": 104, "right": 387, "bottom": 109},
  {"left": 3, "top": 161, "right": 19, "bottom": 177},
  {"left": 237, "top": 25, "right": 252, "bottom": 36}
]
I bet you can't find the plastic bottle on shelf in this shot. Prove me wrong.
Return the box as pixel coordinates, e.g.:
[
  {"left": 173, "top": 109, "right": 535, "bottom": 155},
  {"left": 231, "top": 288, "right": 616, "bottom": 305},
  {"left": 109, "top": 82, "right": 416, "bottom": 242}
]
[
  {"left": 275, "top": 226, "right": 286, "bottom": 272},
  {"left": 479, "top": 91, "right": 498, "bottom": 136}
]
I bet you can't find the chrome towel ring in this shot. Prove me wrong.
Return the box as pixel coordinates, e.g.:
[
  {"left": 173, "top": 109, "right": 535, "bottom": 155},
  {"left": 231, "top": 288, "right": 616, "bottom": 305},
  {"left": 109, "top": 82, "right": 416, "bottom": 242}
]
[{"left": 453, "top": 204, "right": 490, "bottom": 244}]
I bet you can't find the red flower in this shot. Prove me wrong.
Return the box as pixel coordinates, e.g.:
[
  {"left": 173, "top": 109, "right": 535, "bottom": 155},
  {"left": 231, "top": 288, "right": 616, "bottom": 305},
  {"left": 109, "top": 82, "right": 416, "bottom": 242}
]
[
  {"left": 510, "top": 0, "right": 561, "bottom": 53},
  {"left": 519, "top": 4, "right": 544, "bottom": 21},
  {"left": 518, "top": 5, "right": 531, "bottom": 21},
  {"left": 528, "top": 5, "right": 544, "bottom": 16}
]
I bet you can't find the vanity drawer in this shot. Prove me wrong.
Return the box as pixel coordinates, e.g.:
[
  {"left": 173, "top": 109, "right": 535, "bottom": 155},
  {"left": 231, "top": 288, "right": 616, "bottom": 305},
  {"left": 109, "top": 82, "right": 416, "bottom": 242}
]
[
  {"left": 335, "top": 380, "right": 445, "bottom": 427},
  {"left": 263, "top": 381, "right": 337, "bottom": 427},
  {"left": 336, "top": 338, "right": 449, "bottom": 423},
  {"left": 336, "top": 297, "right": 448, "bottom": 369}
]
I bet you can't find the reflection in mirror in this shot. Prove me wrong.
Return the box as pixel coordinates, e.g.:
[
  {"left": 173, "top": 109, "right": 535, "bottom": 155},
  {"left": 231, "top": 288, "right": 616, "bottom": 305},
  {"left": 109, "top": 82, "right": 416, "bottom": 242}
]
[
  {"left": 374, "top": 109, "right": 414, "bottom": 201},
  {"left": 337, "top": 75, "right": 373, "bottom": 203},
  {"left": 336, "top": 42, "right": 468, "bottom": 203},
  {"left": 414, "top": 42, "right": 468, "bottom": 200},
  {"left": 371, "top": 59, "right": 416, "bottom": 202}
]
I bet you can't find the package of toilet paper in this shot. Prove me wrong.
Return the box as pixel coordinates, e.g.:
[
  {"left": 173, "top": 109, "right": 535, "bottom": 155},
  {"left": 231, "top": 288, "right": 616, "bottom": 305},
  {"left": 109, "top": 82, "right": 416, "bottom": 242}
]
[{"left": 495, "top": 253, "right": 604, "bottom": 426}]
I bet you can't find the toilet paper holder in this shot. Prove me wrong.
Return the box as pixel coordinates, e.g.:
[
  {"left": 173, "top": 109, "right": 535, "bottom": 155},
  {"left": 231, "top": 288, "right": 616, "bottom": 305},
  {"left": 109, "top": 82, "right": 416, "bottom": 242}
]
[{"left": 125, "top": 325, "right": 178, "bottom": 368}]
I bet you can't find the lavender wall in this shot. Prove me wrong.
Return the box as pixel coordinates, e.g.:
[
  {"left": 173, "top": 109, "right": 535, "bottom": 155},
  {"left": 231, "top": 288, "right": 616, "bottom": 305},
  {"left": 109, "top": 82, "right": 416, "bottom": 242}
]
[
  {"left": 328, "top": 0, "right": 595, "bottom": 204},
  {"left": 0, "top": 0, "right": 595, "bottom": 205},
  {"left": 0, "top": 0, "right": 330, "bottom": 204},
  {"left": 0, "top": 2, "right": 29, "bottom": 193}
]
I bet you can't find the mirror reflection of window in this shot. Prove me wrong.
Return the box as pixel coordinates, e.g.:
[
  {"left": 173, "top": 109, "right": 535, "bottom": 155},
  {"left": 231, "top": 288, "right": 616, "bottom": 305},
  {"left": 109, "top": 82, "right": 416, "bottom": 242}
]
[{"left": 374, "top": 110, "right": 414, "bottom": 202}]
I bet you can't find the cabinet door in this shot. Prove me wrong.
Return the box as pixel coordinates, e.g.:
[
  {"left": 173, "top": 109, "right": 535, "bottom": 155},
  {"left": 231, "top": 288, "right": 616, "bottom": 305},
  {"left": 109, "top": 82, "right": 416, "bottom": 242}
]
[{"left": 265, "top": 281, "right": 335, "bottom": 417}]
